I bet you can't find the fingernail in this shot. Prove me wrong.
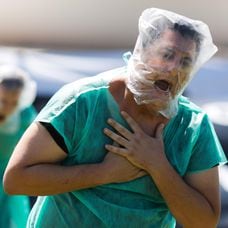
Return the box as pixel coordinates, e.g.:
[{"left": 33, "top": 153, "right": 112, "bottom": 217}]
[
  {"left": 121, "top": 111, "right": 126, "bottom": 115},
  {"left": 107, "top": 118, "right": 112, "bottom": 124}
]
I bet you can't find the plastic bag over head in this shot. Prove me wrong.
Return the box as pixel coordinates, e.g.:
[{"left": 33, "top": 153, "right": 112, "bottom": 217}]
[{"left": 125, "top": 8, "right": 217, "bottom": 118}]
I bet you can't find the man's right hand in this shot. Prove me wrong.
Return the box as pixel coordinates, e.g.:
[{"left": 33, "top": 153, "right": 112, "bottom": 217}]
[{"left": 102, "top": 147, "right": 147, "bottom": 183}]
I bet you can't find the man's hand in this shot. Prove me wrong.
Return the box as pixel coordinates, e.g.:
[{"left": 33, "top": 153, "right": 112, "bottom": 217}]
[
  {"left": 103, "top": 111, "right": 167, "bottom": 173},
  {"left": 102, "top": 143, "right": 147, "bottom": 183}
]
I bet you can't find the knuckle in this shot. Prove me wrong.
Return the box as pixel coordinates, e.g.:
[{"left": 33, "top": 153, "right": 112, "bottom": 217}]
[
  {"left": 116, "top": 135, "right": 122, "bottom": 141},
  {"left": 134, "top": 134, "right": 142, "bottom": 143},
  {"left": 113, "top": 146, "right": 118, "bottom": 152},
  {"left": 111, "top": 121, "right": 117, "bottom": 128}
]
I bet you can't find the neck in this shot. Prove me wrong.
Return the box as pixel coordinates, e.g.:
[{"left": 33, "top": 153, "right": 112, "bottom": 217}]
[
  {"left": 109, "top": 76, "right": 169, "bottom": 132},
  {"left": 120, "top": 88, "right": 159, "bottom": 119}
]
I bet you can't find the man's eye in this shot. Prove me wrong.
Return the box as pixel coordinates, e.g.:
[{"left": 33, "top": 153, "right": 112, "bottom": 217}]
[
  {"left": 163, "top": 53, "right": 174, "bottom": 60},
  {"left": 181, "top": 58, "right": 192, "bottom": 68}
]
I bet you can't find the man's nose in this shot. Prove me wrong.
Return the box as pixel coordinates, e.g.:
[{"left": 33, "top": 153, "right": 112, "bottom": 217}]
[{"left": 168, "top": 67, "right": 181, "bottom": 78}]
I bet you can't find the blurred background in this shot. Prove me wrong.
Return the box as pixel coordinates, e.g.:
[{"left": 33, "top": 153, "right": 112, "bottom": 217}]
[{"left": 0, "top": 0, "right": 227, "bottom": 226}]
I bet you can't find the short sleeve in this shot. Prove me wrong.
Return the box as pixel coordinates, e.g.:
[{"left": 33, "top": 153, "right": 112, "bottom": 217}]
[
  {"left": 35, "top": 84, "right": 76, "bottom": 153},
  {"left": 187, "top": 114, "right": 227, "bottom": 173}
]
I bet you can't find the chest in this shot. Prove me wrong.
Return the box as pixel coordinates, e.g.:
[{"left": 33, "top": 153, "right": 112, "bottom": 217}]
[
  {"left": 133, "top": 114, "right": 169, "bottom": 137},
  {"left": 139, "top": 118, "right": 163, "bottom": 136}
]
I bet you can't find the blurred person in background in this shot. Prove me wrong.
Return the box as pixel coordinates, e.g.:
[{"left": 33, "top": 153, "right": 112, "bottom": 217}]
[
  {"left": 0, "top": 66, "right": 37, "bottom": 228},
  {"left": 3, "top": 8, "right": 227, "bottom": 228}
]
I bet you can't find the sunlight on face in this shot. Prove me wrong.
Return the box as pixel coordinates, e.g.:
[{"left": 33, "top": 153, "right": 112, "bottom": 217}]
[
  {"left": 127, "top": 29, "right": 198, "bottom": 115},
  {"left": 141, "top": 29, "right": 197, "bottom": 97}
]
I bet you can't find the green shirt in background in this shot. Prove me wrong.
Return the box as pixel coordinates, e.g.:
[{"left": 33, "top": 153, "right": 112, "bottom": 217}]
[
  {"left": 29, "top": 69, "right": 227, "bottom": 228},
  {"left": 0, "top": 105, "right": 37, "bottom": 228}
]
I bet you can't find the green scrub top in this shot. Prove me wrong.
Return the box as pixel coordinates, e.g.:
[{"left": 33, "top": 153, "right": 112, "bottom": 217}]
[
  {"left": 0, "top": 105, "right": 37, "bottom": 228},
  {"left": 29, "top": 69, "right": 227, "bottom": 228}
]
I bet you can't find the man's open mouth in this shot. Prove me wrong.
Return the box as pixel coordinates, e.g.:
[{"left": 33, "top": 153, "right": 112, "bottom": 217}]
[{"left": 154, "top": 80, "right": 171, "bottom": 92}]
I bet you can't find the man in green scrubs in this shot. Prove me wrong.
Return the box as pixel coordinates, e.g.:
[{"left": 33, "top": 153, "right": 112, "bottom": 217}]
[
  {"left": 3, "top": 8, "right": 227, "bottom": 228},
  {"left": 0, "top": 66, "right": 37, "bottom": 227}
]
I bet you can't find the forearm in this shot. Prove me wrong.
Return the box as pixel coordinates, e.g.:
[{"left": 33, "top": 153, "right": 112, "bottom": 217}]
[
  {"left": 4, "top": 163, "right": 108, "bottom": 196},
  {"left": 147, "top": 161, "right": 219, "bottom": 227}
]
